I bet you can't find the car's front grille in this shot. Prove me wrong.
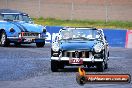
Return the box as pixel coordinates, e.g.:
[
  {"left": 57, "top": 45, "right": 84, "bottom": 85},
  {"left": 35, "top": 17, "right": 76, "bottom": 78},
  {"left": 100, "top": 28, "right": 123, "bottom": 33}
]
[
  {"left": 19, "top": 32, "right": 40, "bottom": 38},
  {"left": 62, "top": 51, "right": 89, "bottom": 58}
]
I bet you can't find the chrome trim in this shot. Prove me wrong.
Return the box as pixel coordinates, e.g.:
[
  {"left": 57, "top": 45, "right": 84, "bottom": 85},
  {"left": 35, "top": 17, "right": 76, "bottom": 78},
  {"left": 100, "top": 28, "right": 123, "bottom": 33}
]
[
  {"left": 7, "top": 36, "right": 46, "bottom": 39},
  {"left": 51, "top": 57, "right": 103, "bottom": 62},
  {"left": 62, "top": 50, "right": 90, "bottom": 58}
]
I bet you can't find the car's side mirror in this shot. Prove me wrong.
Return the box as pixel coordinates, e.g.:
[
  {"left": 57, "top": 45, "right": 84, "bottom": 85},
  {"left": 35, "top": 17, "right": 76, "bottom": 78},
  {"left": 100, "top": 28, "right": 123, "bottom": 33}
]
[
  {"left": 43, "top": 29, "right": 46, "bottom": 33},
  {"left": 104, "top": 36, "right": 107, "bottom": 40}
]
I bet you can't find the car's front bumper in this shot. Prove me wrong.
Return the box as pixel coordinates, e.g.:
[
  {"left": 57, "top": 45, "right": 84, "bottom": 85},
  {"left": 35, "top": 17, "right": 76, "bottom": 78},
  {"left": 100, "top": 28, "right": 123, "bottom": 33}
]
[
  {"left": 7, "top": 37, "right": 45, "bottom": 43},
  {"left": 51, "top": 57, "right": 103, "bottom": 62}
]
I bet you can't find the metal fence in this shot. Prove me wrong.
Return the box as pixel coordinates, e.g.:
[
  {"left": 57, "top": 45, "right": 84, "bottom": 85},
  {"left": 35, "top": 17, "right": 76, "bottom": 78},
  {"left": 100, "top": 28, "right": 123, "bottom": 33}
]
[{"left": 0, "top": 0, "right": 132, "bottom": 21}]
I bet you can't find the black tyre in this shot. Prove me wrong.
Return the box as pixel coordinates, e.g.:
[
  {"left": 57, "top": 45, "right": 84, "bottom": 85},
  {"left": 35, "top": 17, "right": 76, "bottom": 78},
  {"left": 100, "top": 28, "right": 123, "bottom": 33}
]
[
  {"left": 0, "top": 31, "right": 10, "bottom": 47},
  {"left": 59, "top": 63, "right": 64, "bottom": 69},
  {"left": 36, "top": 42, "right": 45, "bottom": 47},
  {"left": 97, "top": 62, "right": 105, "bottom": 72},
  {"left": 104, "top": 50, "right": 108, "bottom": 69},
  {"left": 51, "top": 60, "right": 59, "bottom": 72},
  {"left": 107, "top": 52, "right": 109, "bottom": 60},
  {"left": 104, "top": 51, "right": 109, "bottom": 69},
  {"left": 14, "top": 42, "right": 21, "bottom": 47},
  {"left": 105, "top": 62, "right": 108, "bottom": 69}
]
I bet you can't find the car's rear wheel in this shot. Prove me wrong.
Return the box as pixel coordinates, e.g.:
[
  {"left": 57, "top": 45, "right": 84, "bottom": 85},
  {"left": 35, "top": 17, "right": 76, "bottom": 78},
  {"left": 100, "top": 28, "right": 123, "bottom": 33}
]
[
  {"left": 104, "top": 50, "right": 108, "bottom": 69},
  {"left": 97, "top": 62, "right": 105, "bottom": 72},
  {"left": 105, "top": 62, "right": 108, "bottom": 69},
  {"left": 36, "top": 42, "right": 45, "bottom": 47},
  {"left": 51, "top": 60, "right": 59, "bottom": 72},
  {"left": 0, "top": 31, "right": 10, "bottom": 47}
]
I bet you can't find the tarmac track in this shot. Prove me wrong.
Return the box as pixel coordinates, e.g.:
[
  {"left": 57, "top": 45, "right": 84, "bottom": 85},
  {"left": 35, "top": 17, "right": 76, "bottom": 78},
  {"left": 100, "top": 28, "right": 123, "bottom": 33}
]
[{"left": 0, "top": 44, "right": 132, "bottom": 88}]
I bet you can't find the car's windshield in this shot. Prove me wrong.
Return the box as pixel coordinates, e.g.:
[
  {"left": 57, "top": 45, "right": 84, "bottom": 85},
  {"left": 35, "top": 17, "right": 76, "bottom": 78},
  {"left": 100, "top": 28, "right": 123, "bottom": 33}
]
[
  {"left": 60, "top": 29, "right": 101, "bottom": 40},
  {"left": 1, "top": 14, "right": 32, "bottom": 23},
  {"left": 2, "top": 14, "right": 16, "bottom": 20},
  {"left": 22, "top": 15, "right": 32, "bottom": 23}
]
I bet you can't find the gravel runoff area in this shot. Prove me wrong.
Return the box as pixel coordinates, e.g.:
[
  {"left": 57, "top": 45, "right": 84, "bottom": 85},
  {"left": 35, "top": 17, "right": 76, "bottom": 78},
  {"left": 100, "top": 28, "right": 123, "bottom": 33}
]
[{"left": 0, "top": 44, "right": 132, "bottom": 88}]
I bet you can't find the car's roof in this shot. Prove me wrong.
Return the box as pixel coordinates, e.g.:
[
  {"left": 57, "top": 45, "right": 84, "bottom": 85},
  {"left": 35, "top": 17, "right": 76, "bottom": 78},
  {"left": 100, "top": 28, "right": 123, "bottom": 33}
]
[{"left": 0, "top": 9, "right": 28, "bottom": 15}]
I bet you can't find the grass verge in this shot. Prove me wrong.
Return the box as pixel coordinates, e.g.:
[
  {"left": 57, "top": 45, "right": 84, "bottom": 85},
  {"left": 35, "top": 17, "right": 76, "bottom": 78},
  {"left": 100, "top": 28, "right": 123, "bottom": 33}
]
[{"left": 33, "top": 18, "right": 132, "bottom": 29}]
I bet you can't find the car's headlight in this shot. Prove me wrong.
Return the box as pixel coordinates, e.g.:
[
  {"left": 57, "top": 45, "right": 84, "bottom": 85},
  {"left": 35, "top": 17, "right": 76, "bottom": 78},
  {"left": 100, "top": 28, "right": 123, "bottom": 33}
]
[
  {"left": 94, "top": 44, "right": 103, "bottom": 53},
  {"left": 52, "top": 42, "right": 59, "bottom": 51},
  {"left": 10, "top": 28, "right": 15, "bottom": 32},
  {"left": 18, "top": 33, "right": 21, "bottom": 37}
]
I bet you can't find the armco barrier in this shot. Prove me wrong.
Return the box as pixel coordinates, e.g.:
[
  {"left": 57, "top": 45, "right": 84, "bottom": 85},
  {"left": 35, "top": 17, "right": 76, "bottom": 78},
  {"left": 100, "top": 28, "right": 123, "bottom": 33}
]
[{"left": 45, "top": 26, "right": 127, "bottom": 47}]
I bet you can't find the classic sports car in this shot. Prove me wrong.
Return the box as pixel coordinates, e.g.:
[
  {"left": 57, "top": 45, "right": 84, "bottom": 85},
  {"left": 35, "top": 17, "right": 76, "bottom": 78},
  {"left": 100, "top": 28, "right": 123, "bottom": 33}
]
[
  {"left": 51, "top": 27, "right": 109, "bottom": 72},
  {"left": 0, "top": 9, "right": 46, "bottom": 47}
]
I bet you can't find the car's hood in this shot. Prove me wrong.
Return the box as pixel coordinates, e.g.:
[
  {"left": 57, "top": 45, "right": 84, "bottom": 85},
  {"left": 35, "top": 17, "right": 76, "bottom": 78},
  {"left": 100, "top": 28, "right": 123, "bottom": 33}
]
[
  {"left": 60, "top": 40, "right": 98, "bottom": 51},
  {"left": 7, "top": 21, "right": 44, "bottom": 32},
  {"left": 18, "top": 22, "right": 43, "bottom": 32}
]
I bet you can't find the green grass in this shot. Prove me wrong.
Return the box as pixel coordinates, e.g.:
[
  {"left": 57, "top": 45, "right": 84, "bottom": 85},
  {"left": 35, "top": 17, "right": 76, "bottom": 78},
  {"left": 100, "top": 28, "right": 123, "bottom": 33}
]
[{"left": 33, "top": 17, "right": 132, "bottom": 29}]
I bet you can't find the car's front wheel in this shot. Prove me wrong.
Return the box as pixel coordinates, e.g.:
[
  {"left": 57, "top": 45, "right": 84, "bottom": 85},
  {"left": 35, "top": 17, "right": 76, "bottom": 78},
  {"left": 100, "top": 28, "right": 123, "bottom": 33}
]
[
  {"left": 97, "top": 62, "right": 105, "bottom": 72},
  {"left": 36, "top": 42, "right": 45, "bottom": 47},
  {"left": 59, "top": 63, "right": 64, "bottom": 69},
  {"left": 0, "top": 31, "right": 10, "bottom": 47},
  {"left": 14, "top": 42, "right": 21, "bottom": 47},
  {"left": 51, "top": 60, "right": 59, "bottom": 72}
]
